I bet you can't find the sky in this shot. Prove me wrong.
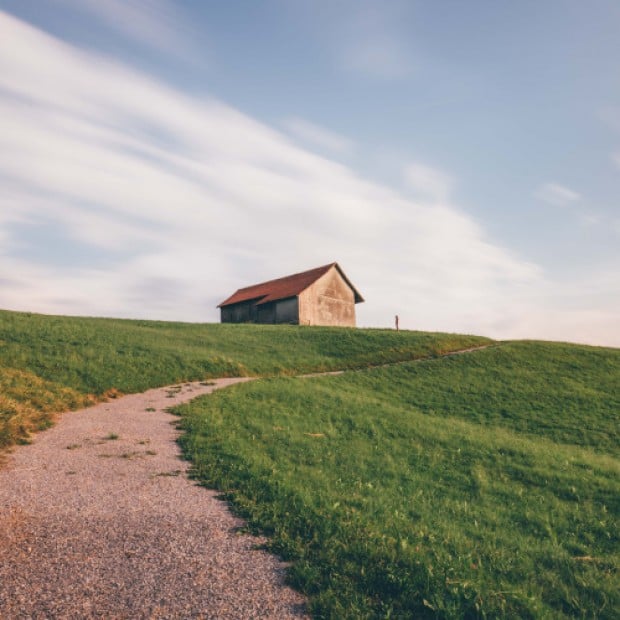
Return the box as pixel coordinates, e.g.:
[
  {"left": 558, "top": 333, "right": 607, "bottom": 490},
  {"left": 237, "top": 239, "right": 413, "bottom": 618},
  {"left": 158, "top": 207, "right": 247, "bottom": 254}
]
[{"left": 0, "top": 1, "right": 618, "bottom": 346}]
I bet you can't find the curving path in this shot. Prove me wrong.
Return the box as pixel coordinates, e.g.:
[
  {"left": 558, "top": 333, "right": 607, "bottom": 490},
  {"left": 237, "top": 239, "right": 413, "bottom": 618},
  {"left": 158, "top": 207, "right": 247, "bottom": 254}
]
[
  {"left": 0, "top": 379, "right": 307, "bottom": 619},
  {"left": 0, "top": 345, "right": 493, "bottom": 618}
]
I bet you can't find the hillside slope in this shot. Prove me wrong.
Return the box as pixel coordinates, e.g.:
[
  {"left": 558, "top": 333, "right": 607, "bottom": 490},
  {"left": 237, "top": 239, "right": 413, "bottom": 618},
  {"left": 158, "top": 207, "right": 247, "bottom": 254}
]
[
  {"left": 2, "top": 308, "right": 617, "bottom": 617},
  {"left": 0, "top": 308, "right": 488, "bottom": 450},
  {"left": 177, "top": 341, "right": 619, "bottom": 618}
]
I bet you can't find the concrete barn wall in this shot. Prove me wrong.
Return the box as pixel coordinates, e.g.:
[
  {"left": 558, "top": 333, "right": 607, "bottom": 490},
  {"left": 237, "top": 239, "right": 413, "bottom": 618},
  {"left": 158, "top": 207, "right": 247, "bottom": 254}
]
[{"left": 298, "top": 266, "right": 356, "bottom": 327}]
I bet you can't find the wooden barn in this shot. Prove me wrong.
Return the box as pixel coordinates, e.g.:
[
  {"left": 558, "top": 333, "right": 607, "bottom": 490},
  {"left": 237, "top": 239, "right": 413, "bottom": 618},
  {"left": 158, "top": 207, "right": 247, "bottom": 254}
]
[{"left": 217, "top": 263, "right": 364, "bottom": 327}]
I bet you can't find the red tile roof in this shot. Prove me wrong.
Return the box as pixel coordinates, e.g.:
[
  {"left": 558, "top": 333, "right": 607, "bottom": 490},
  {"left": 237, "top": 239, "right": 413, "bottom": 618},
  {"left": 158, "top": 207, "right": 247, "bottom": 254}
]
[{"left": 217, "top": 262, "right": 364, "bottom": 308}]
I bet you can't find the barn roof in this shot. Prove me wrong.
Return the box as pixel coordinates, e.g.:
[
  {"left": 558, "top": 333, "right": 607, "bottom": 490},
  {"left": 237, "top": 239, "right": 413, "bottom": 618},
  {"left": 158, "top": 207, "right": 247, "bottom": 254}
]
[{"left": 217, "top": 262, "right": 364, "bottom": 308}]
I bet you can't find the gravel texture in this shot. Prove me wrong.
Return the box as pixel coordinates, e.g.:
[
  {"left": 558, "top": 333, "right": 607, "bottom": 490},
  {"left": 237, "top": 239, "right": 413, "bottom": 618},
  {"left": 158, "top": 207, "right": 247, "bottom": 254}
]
[{"left": 0, "top": 379, "right": 308, "bottom": 619}]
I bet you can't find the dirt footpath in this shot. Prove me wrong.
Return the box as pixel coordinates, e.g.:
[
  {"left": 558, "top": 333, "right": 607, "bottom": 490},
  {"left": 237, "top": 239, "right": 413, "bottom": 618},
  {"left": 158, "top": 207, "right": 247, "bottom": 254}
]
[{"left": 0, "top": 379, "right": 308, "bottom": 619}]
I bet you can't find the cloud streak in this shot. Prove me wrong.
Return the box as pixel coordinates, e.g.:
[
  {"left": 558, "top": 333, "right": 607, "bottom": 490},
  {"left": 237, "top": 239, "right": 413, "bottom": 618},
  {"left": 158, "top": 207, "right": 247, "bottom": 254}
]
[
  {"left": 535, "top": 182, "right": 581, "bottom": 207},
  {"left": 404, "top": 162, "right": 452, "bottom": 203},
  {"left": 2, "top": 11, "right": 618, "bottom": 345},
  {"left": 284, "top": 118, "right": 353, "bottom": 154},
  {"left": 52, "top": 0, "right": 196, "bottom": 58},
  {"left": 335, "top": 3, "right": 414, "bottom": 79},
  {"left": 341, "top": 37, "right": 412, "bottom": 79}
]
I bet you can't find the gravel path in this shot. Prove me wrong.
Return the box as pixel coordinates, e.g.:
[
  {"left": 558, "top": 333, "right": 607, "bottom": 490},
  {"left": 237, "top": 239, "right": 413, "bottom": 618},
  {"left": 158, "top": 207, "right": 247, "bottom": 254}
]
[{"left": 0, "top": 379, "right": 308, "bottom": 619}]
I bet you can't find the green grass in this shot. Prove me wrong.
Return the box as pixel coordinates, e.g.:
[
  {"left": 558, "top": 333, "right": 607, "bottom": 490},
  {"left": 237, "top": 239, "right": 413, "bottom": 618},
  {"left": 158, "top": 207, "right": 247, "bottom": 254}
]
[
  {"left": 0, "top": 308, "right": 485, "bottom": 451},
  {"left": 3, "top": 308, "right": 617, "bottom": 616},
  {"left": 0, "top": 309, "right": 489, "bottom": 393},
  {"left": 176, "top": 341, "right": 620, "bottom": 618}
]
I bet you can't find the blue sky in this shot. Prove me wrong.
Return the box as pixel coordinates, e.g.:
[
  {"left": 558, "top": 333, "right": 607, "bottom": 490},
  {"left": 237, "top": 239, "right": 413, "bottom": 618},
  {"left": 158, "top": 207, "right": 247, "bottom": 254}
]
[{"left": 0, "top": 1, "right": 618, "bottom": 345}]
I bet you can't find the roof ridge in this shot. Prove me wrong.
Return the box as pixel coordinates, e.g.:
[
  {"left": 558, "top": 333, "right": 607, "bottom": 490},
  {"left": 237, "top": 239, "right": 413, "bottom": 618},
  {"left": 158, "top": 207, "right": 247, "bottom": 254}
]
[
  {"left": 234, "top": 262, "right": 335, "bottom": 294},
  {"left": 217, "top": 262, "right": 345, "bottom": 308}
]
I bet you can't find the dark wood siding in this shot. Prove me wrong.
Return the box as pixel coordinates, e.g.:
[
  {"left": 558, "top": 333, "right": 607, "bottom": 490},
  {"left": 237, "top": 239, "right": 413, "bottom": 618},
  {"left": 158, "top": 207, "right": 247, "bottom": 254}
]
[
  {"left": 220, "top": 299, "right": 259, "bottom": 323},
  {"left": 274, "top": 297, "right": 298, "bottom": 324},
  {"left": 256, "top": 302, "right": 276, "bottom": 324},
  {"left": 221, "top": 297, "right": 299, "bottom": 324}
]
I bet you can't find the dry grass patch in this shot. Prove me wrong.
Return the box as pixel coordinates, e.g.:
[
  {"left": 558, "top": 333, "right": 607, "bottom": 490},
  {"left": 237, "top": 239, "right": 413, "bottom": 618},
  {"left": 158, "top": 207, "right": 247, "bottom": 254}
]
[{"left": 0, "top": 367, "right": 94, "bottom": 450}]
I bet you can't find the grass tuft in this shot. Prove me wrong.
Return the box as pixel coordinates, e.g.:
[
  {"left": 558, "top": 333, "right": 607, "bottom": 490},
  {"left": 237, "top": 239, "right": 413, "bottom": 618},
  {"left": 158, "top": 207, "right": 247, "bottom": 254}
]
[{"left": 0, "top": 367, "right": 94, "bottom": 449}]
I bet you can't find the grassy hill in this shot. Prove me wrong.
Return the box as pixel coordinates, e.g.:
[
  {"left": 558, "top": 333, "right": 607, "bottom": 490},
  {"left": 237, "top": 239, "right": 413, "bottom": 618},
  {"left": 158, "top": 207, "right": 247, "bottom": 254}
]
[
  {"left": 0, "top": 308, "right": 487, "bottom": 449},
  {"left": 1, "top": 308, "right": 617, "bottom": 617},
  {"left": 177, "top": 342, "right": 619, "bottom": 618}
]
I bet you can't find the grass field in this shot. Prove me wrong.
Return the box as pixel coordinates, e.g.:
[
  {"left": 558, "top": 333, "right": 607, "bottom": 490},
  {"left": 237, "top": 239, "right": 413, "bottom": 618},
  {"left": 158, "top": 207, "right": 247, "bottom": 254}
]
[
  {"left": 0, "top": 308, "right": 486, "bottom": 451},
  {"left": 1, "top": 308, "right": 617, "bottom": 617},
  {"left": 177, "top": 342, "right": 620, "bottom": 618}
]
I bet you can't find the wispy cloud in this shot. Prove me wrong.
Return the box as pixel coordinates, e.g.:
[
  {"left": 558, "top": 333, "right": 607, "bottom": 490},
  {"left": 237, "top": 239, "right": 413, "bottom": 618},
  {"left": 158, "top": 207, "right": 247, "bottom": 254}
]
[
  {"left": 611, "top": 151, "right": 620, "bottom": 170},
  {"left": 341, "top": 37, "right": 412, "bottom": 79},
  {"left": 404, "top": 162, "right": 452, "bottom": 203},
  {"left": 283, "top": 118, "right": 353, "bottom": 154},
  {"left": 579, "top": 213, "right": 601, "bottom": 226},
  {"left": 13, "top": 10, "right": 617, "bottom": 344},
  {"left": 52, "top": 0, "right": 196, "bottom": 58},
  {"left": 336, "top": 4, "right": 414, "bottom": 79},
  {"left": 535, "top": 182, "right": 581, "bottom": 207}
]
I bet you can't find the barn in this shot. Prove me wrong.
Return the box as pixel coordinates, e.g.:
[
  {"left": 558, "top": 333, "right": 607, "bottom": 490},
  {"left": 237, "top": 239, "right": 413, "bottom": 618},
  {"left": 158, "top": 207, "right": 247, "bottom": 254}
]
[{"left": 217, "top": 263, "right": 364, "bottom": 327}]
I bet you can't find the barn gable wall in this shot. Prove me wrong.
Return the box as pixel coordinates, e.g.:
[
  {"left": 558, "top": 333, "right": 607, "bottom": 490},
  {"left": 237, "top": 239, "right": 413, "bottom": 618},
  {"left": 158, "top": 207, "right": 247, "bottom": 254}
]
[{"left": 298, "top": 266, "right": 356, "bottom": 327}]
